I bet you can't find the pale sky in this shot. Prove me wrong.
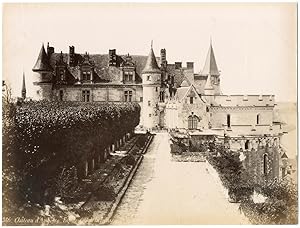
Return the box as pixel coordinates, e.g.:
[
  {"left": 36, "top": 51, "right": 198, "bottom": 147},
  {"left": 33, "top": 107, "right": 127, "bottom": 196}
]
[{"left": 3, "top": 3, "right": 297, "bottom": 102}]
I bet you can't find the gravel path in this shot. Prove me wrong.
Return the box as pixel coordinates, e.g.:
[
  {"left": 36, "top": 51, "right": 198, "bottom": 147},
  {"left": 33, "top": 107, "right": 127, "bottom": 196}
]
[{"left": 111, "top": 133, "right": 249, "bottom": 225}]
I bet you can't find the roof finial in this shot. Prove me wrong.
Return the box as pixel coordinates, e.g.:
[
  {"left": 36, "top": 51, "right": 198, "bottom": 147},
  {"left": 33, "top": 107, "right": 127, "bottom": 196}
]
[
  {"left": 210, "top": 36, "right": 212, "bottom": 46},
  {"left": 151, "top": 40, "right": 153, "bottom": 49}
]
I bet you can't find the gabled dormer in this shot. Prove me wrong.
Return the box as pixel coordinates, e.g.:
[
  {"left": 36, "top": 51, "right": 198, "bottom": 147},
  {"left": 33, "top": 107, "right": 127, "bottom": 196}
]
[
  {"left": 79, "top": 52, "right": 94, "bottom": 83},
  {"left": 121, "top": 53, "right": 136, "bottom": 83}
]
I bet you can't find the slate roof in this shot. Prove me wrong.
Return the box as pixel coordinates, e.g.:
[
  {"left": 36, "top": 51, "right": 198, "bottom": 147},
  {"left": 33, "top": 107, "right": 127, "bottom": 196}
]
[
  {"left": 142, "top": 48, "right": 161, "bottom": 74},
  {"left": 166, "top": 64, "right": 186, "bottom": 88},
  {"left": 176, "top": 87, "right": 190, "bottom": 101},
  {"left": 201, "top": 43, "right": 220, "bottom": 76},
  {"left": 180, "top": 79, "right": 190, "bottom": 87},
  {"left": 46, "top": 52, "right": 158, "bottom": 84},
  {"left": 33, "top": 44, "right": 53, "bottom": 72}
]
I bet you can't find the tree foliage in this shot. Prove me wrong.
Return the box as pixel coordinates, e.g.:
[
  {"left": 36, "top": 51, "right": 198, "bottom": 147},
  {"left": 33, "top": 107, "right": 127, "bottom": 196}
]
[{"left": 3, "top": 100, "right": 140, "bottom": 216}]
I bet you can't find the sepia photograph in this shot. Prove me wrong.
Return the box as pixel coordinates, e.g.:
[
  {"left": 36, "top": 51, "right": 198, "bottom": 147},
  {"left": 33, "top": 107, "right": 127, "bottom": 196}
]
[{"left": 2, "top": 2, "right": 298, "bottom": 225}]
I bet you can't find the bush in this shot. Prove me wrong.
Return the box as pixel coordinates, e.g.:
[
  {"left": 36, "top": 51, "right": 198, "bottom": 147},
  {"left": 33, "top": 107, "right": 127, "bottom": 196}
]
[
  {"left": 123, "top": 154, "right": 136, "bottom": 166},
  {"left": 3, "top": 101, "right": 140, "bottom": 212},
  {"left": 207, "top": 143, "right": 254, "bottom": 202},
  {"left": 241, "top": 180, "right": 298, "bottom": 224},
  {"left": 94, "top": 185, "right": 116, "bottom": 201}
]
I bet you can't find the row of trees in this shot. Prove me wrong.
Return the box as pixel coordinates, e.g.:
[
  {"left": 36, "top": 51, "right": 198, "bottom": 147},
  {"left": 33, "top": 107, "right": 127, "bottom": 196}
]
[{"left": 3, "top": 100, "right": 140, "bottom": 218}]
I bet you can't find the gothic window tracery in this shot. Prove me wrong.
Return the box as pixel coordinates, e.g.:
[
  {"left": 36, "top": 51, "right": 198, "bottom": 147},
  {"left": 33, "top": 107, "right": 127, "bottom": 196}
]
[{"left": 188, "top": 115, "right": 200, "bottom": 130}]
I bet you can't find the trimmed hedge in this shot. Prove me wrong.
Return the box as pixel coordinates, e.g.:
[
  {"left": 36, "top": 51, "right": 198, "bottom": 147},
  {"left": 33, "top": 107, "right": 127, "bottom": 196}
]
[
  {"left": 3, "top": 101, "right": 140, "bottom": 211},
  {"left": 206, "top": 143, "right": 254, "bottom": 202}
]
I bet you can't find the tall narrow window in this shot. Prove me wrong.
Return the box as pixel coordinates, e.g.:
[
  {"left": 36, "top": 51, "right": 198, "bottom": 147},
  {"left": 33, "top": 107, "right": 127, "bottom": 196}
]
[
  {"left": 124, "top": 91, "right": 128, "bottom": 102},
  {"left": 82, "top": 72, "right": 87, "bottom": 81},
  {"left": 129, "top": 72, "right": 133, "bottom": 81},
  {"left": 148, "top": 101, "right": 151, "bottom": 106},
  {"left": 227, "top": 114, "right": 231, "bottom": 128},
  {"left": 87, "top": 72, "right": 91, "bottom": 81},
  {"left": 59, "top": 90, "right": 63, "bottom": 101},
  {"left": 147, "top": 76, "right": 150, "bottom": 81},
  {"left": 129, "top": 91, "right": 132, "bottom": 102},
  {"left": 263, "top": 154, "right": 268, "bottom": 175},
  {"left": 82, "top": 90, "right": 90, "bottom": 102},
  {"left": 124, "top": 72, "right": 129, "bottom": 81},
  {"left": 257, "top": 114, "right": 260, "bottom": 125},
  {"left": 190, "top": 97, "right": 194, "bottom": 104},
  {"left": 245, "top": 140, "right": 249, "bottom": 150}
]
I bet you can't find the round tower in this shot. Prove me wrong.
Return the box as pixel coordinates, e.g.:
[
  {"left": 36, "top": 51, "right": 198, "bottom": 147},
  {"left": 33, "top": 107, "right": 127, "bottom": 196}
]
[
  {"left": 32, "top": 43, "right": 53, "bottom": 100},
  {"left": 142, "top": 45, "right": 161, "bottom": 129}
]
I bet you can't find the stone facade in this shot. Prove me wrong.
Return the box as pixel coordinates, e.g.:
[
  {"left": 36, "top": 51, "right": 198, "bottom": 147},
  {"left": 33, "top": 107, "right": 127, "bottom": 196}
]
[{"left": 32, "top": 41, "right": 286, "bottom": 184}]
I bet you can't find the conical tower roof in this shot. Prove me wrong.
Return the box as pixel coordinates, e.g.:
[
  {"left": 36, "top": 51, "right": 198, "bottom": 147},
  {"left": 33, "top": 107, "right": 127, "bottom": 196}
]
[
  {"left": 201, "top": 42, "right": 220, "bottom": 76},
  {"left": 142, "top": 46, "right": 160, "bottom": 74},
  {"left": 32, "top": 44, "right": 52, "bottom": 72}
]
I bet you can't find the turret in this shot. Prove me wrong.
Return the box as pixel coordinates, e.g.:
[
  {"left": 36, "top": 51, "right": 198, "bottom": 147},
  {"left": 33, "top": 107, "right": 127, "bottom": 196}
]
[
  {"left": 201, "top": 40, "right": 221, "bottom": 95},
  {"left": 142, "top": 42, "right": 161, "bottom": 129},
  {"left": 204, "top": 74, "right": 214, "bottom": 104},
  {"left": 32, "top": 43, "right": 53, "bottom": 100}
]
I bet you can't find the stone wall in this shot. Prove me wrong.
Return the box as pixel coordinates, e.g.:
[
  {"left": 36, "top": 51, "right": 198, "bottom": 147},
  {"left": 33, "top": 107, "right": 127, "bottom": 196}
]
[
  {"left": 33, "top": 83, "right": 53, "bottom": 101},
  {"left": 243, "top": 145, "right": 280, "bottom": 186},
  {"left": 210, "top": 106, "right": 274, "bottom": 130},
  {"left": 226, "top": 136, "right": 281, "bottom": 186},
  {"left": 51, "top": 85, "right": 143, "bottom": 103}
]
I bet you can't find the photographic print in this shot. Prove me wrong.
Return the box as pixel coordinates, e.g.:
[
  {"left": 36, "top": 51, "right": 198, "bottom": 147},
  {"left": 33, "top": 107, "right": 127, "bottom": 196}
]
[{"left": 2, "top": 2, "right": 298, "bottom": 225}]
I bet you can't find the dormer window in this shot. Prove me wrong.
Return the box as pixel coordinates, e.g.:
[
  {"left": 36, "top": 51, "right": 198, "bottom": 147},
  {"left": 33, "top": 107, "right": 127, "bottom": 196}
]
[
  {"left": 124, "top": 71, "right": 134, "bottom": 82},
  {"left": 129, "top": 72, "right": 133, "bottom": 81},
  {"left": 82, "top": 71, "right": 91, "bottom": 81}
]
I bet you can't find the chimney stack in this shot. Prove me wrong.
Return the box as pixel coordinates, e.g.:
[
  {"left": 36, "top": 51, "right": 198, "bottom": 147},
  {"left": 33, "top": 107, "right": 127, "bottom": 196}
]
[
  {"left": 109, "top": 49, "right": 117, "bottom": 66},
  {"left": 160, "top": 48, "right": 167, "bottom": 66},
  {"left": 175, "top": 62, "right": 182, "bottom": 69},
  {"left": 68, "top": 46, "right": 76, "bottom": 66},
  {"left": 187, "top": 62, "right": 194, "bottom": 69},
  {"left": 47, "top": 42, "right": 54, "bottom": 56}
]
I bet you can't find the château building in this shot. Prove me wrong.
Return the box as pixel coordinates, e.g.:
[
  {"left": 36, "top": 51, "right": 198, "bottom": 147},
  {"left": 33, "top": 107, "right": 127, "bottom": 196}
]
[{"left": 31, "top": 41, "right": 287, "bottom": 185}]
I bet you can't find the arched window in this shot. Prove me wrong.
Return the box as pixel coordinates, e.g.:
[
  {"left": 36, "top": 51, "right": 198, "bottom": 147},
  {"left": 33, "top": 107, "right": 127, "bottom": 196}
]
[
  {"left": 188, "top": 115, "right": 199, "bottom": 130},
  {"left": 245, "top": 140, "right": 250, "bottom": 150},
  {"left": 263, "top": 154, "right": 268, "bottom": 175},
  {"left": 257, "top": 114, "right": 260, "bottom": 125}
]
